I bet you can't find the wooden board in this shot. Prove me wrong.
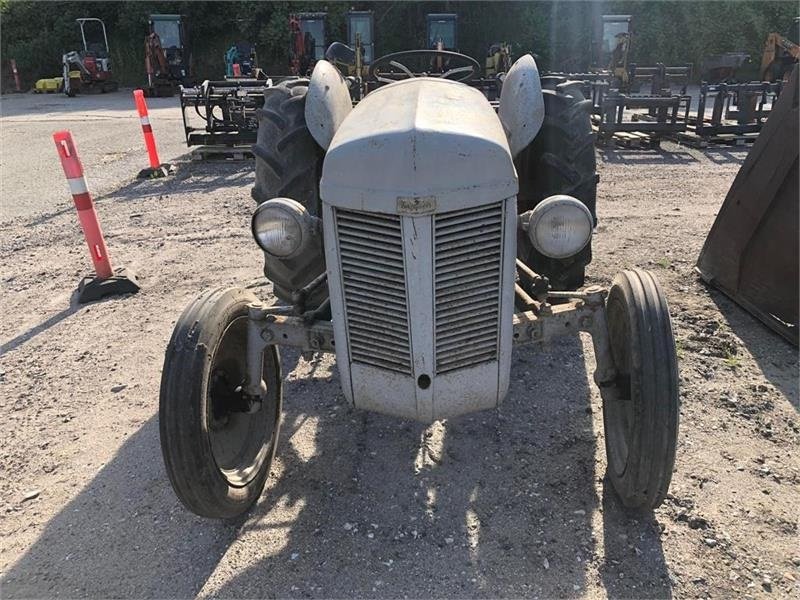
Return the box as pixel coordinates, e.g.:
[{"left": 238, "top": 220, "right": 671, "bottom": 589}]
[
  {"left": 592, "top": 125, "right": 661, "bottom": 149},
  {"left": 674, "top": 130, "right": 759, "bottom": 149},
  {"left": 190, "top": 146, "right": 254, "bottom": 161}
]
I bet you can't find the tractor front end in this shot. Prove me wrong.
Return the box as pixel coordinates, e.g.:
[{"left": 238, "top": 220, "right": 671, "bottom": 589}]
[
  {"left": 319, "top": 79, "right": 518, "bottom": 421},
  {"left": 159, "top": 55, "right": 680, "bottom": 521}
]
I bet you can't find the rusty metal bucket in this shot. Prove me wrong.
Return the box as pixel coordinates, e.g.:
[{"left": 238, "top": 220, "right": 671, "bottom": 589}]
[{"left": 696, "top": 66, "right": 799, "bottom": 345}]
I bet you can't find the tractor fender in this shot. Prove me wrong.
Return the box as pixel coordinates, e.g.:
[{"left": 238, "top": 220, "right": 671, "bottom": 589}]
[
  {"left": 498, "top": 54, "right": 544, "bottom": 157},
  {"left": 305, "top": 60, "right": 352, "bottom": 150}
]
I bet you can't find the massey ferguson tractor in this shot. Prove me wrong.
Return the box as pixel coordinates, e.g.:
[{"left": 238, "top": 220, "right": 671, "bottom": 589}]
[{"left": 160, "top": 48, "right": 679, "bottom": 519}]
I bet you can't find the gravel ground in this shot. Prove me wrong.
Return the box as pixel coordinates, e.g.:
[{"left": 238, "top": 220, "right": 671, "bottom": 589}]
[
  {"left": 0, "top": 99, "right": 798, "bottom": 600},
  {"left": 0, "top": 90, "right": 188, "bottom": 220}
]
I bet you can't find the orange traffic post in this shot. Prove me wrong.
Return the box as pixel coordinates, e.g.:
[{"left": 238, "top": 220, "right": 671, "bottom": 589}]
[
  {"left": 133, "top": 89, "right": 171, "bottom": 178},
  {"left": 53, "top": 130, "right": 140, "bottom": 302}
]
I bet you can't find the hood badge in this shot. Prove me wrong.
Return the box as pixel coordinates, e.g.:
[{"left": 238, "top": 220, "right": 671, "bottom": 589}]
[{"left": 397, "top": 196, "right": 436, "bottom": 215}]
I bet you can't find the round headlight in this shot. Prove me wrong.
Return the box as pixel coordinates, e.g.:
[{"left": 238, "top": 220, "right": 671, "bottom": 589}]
[
  {"left": 252, "top": 198, "right": 309, "bottom": 258},
  {"left": 526, "top": 195, "right": 593, "bottom": 259}
]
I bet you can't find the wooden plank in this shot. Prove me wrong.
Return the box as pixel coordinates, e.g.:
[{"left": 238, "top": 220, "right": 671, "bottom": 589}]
[{"left": 190, "top": 146, "right": 254, "bottom": 161}]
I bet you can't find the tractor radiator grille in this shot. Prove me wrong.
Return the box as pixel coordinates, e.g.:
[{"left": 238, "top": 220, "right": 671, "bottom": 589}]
[
  {"left": 434, "top": 202, "right": 504, "bottom": 373},
  {"left": 336, "top": 209, "right": 412, "bottom": 374}
]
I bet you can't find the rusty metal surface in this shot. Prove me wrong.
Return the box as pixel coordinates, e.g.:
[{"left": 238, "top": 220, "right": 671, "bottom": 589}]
[{"left": 696, "top": 66, "right": 799, "bottom": 345}]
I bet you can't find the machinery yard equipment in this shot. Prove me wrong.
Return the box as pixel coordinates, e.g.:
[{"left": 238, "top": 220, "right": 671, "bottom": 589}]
[
  {"left": 760, "top": 18, "right": 800, "bottom": 82},
  {"left": 485, "top": 42, "right": 512, "bottom": 77},
  {"left": 225, "top": 41, "right": 262, "bottom": 79},
  {"left": 684, "top": 80, "right": 783, "bottom": 142},
  {"left": 576, "top": 62, "right": 692, "bottom": 147},
  {"left": 540, "top": 14, "right": 693, "bottom": 146},
  {"left": 697, "top": 66, "right": 798, "bottom": 345},
  {"left": 180, "top": 79, "right": 274, "bottom": 148},
  {"left": 181, "top": 33, "right": 271, "bottom": 149},
  {"left": 289, "top": 12, "right": 327, "bottom": 75},
  {"left": 61, "top": 18, "right": 118, "bottom": 96},
  {"left": 701, "top": 51, "right": 751, "bottom": 83},
  {"left": 160, "top": 48, "right": 680, "bottom": 520},
  {"left": 145, "top": 14, "right": 191, "bottom": 97},
  {"left": 594, "top": 15, "right": 633, "bottom": 89},
  {"left": 347, "top": 10, "right": 374, "bottom": 67},
  {"left": 426, "top": 13, "right": 458, "bottom": 51}
]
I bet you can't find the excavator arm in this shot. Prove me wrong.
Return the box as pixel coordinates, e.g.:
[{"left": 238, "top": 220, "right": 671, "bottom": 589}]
[
  {"left": 144, "top": 32, "right": 169, "bottom": 83},
  {"left": 761, "top": 32, "right": 800, "bottom": 81}
]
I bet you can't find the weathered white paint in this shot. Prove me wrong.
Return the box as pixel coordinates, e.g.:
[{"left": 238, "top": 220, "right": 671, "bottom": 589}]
[
  {"left": 305, "top": 60, "right": 353, "bottom": 150},
  {"left": 321, "top": 77, "right": 517, "bottom": 212},
  {"left": 498, "top": 54, "right": 545, "bottom": 157}
]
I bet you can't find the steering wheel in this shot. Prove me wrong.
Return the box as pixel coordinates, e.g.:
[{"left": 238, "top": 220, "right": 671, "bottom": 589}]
[{"left": 368, "top": 50, "right": 481, "bottom": 84}]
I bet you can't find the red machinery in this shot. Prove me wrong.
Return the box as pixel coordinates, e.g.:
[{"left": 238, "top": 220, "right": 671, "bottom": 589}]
[
  {"left": 62, "top": 18, "right": 118, "bottom": 96},
  {"left": 289, "top": 13, "right": 326, "bottom": 76}
]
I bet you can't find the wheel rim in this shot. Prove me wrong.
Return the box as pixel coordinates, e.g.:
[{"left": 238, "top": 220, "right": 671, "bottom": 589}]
[
  {"left": 605, "top": 294, "right": 635, "bottom": 478},
  {"left": 206, "top": 315, "right": 277, "bottom": 487}
]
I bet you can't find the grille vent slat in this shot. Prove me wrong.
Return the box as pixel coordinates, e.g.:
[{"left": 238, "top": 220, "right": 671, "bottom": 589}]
[
  {"left": 337, "top": 209, "right": 411, "bottom": 375},
  {"left": 435, "top": 202, "right": 504, "bottom": 373}
]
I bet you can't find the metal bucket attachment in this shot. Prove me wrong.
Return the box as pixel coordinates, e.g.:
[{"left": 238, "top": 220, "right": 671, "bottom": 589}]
[{"left": 696, "top": 66, "right": 799, "bottom": 345}]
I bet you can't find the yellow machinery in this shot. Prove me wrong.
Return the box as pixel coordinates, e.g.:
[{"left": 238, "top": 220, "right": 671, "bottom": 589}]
[
  {"left": 760, "top": 19, "right": 800, "bottom": 82},
  {"left": 34, "top": 77, "right": 65, "bottom": 93},
  {"left": 485, "top": 43, "right": 511, "bottom": 77}
]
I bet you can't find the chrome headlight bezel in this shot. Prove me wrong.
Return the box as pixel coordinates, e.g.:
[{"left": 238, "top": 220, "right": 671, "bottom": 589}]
[
  {"left": 523, "top": 195, "right": 593, "bottom": 259},
  {"left": 251, "top": 197, "right": 316, "bottom": 259}
]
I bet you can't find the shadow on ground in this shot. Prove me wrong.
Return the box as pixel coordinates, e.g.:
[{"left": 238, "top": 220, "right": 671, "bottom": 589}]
[
  {"left": 598, "top": 145, "right": 698, "bottom": 165},
  {"left": 1, "top": 417, "right": 238, "bottom": 598},
  {"left": 707, "top": 288, "right": 799, "bottom": 410},
  {"left": 23, "top": 160, "right": 254, "bottom": 228},
  {"left": 0, "top": 291, "right": 81, "bottom": 357},
  {"left": 702, "top": 146, "right": 750, "bottom": 166},
  {"left": 2, "top": 337, "right": 673, "bottom": 598}
]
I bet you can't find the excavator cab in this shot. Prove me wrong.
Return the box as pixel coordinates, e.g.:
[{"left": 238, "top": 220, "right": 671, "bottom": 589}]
[
  {"left": 426, "top": 13, "right": 458, "bottom": 51},
  {"left": 145, "top": 14, "right": 190, "bottom": 96},
  {"left": 347, "top": 11, "right": 374, "bottom": 66},
  {"left": 290, "top": 12, "right": 327, "bottom": 75},
  {"left": 597, "top": 14, "right": 632, "bottom": 86}
]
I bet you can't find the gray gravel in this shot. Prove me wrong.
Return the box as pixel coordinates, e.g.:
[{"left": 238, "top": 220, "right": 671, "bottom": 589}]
[{"left": 0, "top": 90, "right": 189, "bottom": 220}]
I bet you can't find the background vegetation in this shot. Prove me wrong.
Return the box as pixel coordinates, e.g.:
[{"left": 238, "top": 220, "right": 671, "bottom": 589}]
[{"left": 1, "top": 0, "right": 797, "bottom": 89}]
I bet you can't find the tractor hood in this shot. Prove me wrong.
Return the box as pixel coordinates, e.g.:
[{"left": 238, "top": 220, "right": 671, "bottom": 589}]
[{"left": 320, "top": 78, "right": 518, "bottom": 213}]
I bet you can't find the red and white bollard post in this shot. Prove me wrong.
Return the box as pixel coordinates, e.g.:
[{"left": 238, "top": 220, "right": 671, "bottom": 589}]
[
  {"left": 133, "top": 89, "right": 171, "bottom": 178},
  {"left": 53, "top": 130, "right": 140, "bottom": 302}
]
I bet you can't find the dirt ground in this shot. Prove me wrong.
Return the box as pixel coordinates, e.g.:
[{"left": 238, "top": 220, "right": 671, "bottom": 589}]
[
  {"left": 0, "top": 96, "right": 798, "bottom": 599},
  {"left": 0, "top": 90, "right": 189, "bottom": 219}
]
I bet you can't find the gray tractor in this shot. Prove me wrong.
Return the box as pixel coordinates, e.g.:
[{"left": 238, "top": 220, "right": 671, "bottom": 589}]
[{"left": 160, "top": 49, "right": 678, "bottom": 519}]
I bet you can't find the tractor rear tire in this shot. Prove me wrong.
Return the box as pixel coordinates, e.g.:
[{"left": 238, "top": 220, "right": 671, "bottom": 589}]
[
  {"left": 252, "top": 78, "right": 322, "bottom": 210},
  {"left": 252, "top": 79, "right": 326, "bottom": 307},
  {"left": 516, "top": 78, "right": 598, "bottom": 290}
]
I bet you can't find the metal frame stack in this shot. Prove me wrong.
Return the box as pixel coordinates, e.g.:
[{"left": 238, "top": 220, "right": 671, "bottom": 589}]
[{"left": 179, "top": 78, "right": 293, "bottom": 156}]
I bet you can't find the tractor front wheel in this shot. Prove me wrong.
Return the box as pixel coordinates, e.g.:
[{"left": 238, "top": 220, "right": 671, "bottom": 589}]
[
  {"left": 159, "top": 287, "right": 282, "bottom": 519},
  {"left": 601, "top": 269, "right": 679, "bottom": 510}
]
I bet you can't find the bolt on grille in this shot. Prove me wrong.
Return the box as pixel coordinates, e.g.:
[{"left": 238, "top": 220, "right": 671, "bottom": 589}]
[
  {"left": 336, "top": 209, "right": 412, "bottom": 374},
  {"left": 434, "top": 202, "right": 504, "bottom": 373}
]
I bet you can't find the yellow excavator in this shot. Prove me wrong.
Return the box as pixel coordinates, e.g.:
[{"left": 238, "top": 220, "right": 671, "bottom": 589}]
[
  {"left": 485, "top": 42, "right": 512, "bottom": 77},
  {"left": 760, "top": 18, "right": 799, "bottom": 82}
]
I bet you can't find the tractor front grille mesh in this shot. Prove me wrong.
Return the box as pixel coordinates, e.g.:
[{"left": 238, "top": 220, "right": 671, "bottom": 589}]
[
  {"left": 336, "top": 209, "right": 412, "bottom": 374},
  {"left": 434, "top": 202, "right": 504, "bottom": 373}
]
